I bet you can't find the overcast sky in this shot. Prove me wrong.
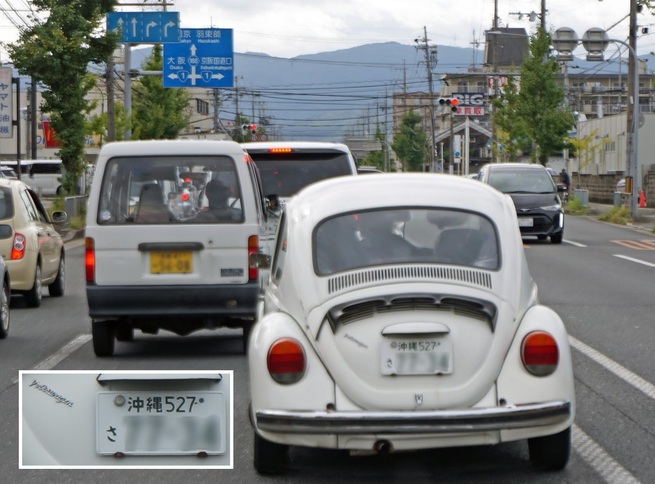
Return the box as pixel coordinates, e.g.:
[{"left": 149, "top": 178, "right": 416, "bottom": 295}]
[{"left": 0, "top": 0, "right": 653, "bottom": 61}]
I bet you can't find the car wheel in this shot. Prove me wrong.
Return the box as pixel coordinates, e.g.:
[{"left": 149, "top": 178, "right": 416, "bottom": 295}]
[
  {"left": 92, "top": 320, "right": 116, "bottom": 357},
  {"left": 550, "top": 233, "right": 563, "bottom": 244},
  {"left": 528, "top": 426, "right": 571, "bottom": 471},
  {"left": 115, "top": 321, "right": 134, "bottom": 342},
  {"left": 254, "top": 431, "right": 289, "bottom": 474},
  {"left": 25, "top": 264, "right": 42, "bottom": 308},
  {"left": 0, "top": 280, "right": 10, "bottom": 339},
  {"left": 537, "top": 235, "right": 547, "bottom": 241},
  {"left": 48, "top": 255, "right": 65, "bottom": 297}
]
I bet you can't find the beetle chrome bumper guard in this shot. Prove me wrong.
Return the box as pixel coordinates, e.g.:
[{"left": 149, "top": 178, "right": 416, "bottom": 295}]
[{"left": 256, "top": 400, "right": 571, "bottom": 434}]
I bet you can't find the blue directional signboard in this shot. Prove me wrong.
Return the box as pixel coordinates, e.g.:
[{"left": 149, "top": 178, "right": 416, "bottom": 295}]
[
  {"left": 163, "top": 29, "right": 234, "bottom": 88},
  {"left": 107, "top": 12, "right": 180, "bottom": 44}
]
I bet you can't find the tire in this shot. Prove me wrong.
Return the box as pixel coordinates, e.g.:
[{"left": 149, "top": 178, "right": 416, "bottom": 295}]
[
  {"left": 92, "top": 320, "right": 116, "bottom": 357},
  {"left": 254, "top": 432, "right": 289, "bottom": 474},
  {"left": 25, "top": 264, "right": 42, "bottom": 308},
  {"left": 115, "top": 321, "right": 134, "bottom": 342},
  {"left": 0, "top": 281, "right": 10, "bottom": 339},
  {"left": 48, "top": 255, "right": 65, "bottom": 297},
  {"left": 550, "top": 233, "right": 563, "bottom": 244},
  {"left": 528, "top": 427, "right": 571, "bottom": 471}
]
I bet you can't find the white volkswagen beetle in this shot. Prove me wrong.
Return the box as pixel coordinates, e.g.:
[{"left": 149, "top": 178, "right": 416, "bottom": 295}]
[{"left": 248, "top": 173, "right": 575, "bottom": 474}]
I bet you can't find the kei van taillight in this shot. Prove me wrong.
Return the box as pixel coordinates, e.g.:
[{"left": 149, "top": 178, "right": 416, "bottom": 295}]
[
  {"left": 85, "top": 237, "right": 95, "bottom": 282},
  {"left": 521, "top": 331, "right": 559, "bottom": 376},
  {"left": 248, "top": 235, "right": 259, "bottom": 281},
  {"left": 10, "top": 233, "right": 26, "bottom": 260},
  {"left": 267, "top": 338, "right": 306, "bottom": 384}
]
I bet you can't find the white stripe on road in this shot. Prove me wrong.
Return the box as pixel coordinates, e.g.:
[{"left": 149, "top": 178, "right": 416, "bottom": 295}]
[
  {"left": 572, "top": 425, "right": 641, "bottom": 484},
  {"left": 11, "top": 334, "right": 92, "bottom": 385},
  {"left": 613, "top": 254, "right": 655, "bottom": 268},
  {"left": 563, "top": 239, "right": 587, "bottom": 247},
  {"left": 570, "top": 336, "right": 655, "bottom": 400}
]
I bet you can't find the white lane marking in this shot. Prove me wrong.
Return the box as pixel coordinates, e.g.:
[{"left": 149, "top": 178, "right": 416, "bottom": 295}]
[
  {"left": 569, "top": 336, "right": 655, "bottom": 399},
  {"left": 572, "top": 425, "right": 642, "bottom": 484},
  {"left": 563, "top": 239, "right": 587, "bottom": 247},
  {"left": 613, "top": 254, "right": 655, "bottom": 268},
  {"left": 11, "top": 334, "right": 92, "bottom": 385}
]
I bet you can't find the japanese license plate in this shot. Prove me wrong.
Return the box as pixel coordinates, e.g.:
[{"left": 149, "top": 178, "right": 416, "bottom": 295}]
[
  {"left": 380, "top": 339, "right": 453, "bottom": 376},
  {"left": 518, "top": 217, "right": 534, "bottom": 227},
  {"left": 96, "top": 391, "right": 225, "bottom": 455},
  {"left": 149, "top": 251, "right": 192, "bottom": 274}
]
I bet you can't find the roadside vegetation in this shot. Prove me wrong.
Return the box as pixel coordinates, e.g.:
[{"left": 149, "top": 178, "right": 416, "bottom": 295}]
[{"left": 597, "top": 206, "right": 632, "bottom": 225}]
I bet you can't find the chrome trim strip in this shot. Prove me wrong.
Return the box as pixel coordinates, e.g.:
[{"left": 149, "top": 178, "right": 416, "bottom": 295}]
[{"left": 256, "top": 400, "right": 571, "bottom": 434}]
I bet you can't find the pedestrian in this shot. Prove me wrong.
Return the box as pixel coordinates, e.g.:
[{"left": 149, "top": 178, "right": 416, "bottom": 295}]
[{"left": 560, "top": 168, "right": 571, "bottom": 191}]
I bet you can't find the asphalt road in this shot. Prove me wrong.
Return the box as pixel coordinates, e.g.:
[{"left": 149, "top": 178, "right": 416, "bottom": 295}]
[{"left": 2, "top": 213, "right": 655, "bottom": 483}]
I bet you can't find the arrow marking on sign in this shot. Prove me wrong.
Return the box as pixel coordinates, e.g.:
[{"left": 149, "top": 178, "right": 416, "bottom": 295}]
[
  {"left": 164, "top": 21, "right": 175, "bottom": 37},
  {"left": 131, "top": 17, "right": 137, "bottom": 37},
  {"left": 146, "top": 21, "right": 157, "bottom": 37}
]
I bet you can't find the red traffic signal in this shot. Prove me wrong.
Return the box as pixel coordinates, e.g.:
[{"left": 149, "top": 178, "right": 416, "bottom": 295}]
[
  {"left": 242, "top": 124, "right": 258, "bottom": 134},
  {"left": 439, "top": 98, "right": 459, "bottom": 113}
]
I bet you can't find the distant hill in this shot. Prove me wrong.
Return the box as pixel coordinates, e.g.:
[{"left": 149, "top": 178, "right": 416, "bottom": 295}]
[{"left": 127, "top": 41, "right": 655, "bottom": 140}]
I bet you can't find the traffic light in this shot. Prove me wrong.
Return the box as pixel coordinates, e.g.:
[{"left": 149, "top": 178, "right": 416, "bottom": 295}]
[
  {"left": 438, "top": 98, "right": 459, "bottom": 113},
  {"left": 242, "top": 124, "right": 257, "bottom": 134}
]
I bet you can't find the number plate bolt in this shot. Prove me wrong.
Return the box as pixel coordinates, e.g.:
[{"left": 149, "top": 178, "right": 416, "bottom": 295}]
[{"left": 113, "top": 394, "right": 126, "bottom": 407}]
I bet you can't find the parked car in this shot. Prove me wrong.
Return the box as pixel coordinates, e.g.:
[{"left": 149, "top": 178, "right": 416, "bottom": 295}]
[
  {"left": 0, "top": 255, "right": 10, "bottom": 339},
  {"left": 248, "top": 173, "right": 575, "bottom": 474},
  {"left": 477, "top": 163, "right": 565, "bottom": 244},
  {"left": 0, "top": 178, "right": 66, "bottom": 307},
  {"left": 357, "top": 165, "right": 384, "bottom": 174},
  {"left": 85, "top": 140, "right": 271, "bottom": 357}
]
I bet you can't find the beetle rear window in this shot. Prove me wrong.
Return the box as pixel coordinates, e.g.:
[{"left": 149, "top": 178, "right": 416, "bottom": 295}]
[{"left": 314, "top": 208, "right": 499, "bottom": 275}]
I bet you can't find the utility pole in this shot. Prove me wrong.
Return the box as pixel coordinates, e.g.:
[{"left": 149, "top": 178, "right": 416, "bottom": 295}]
[
  {"left": 491, "top": 0, "right": 499, "bottom": 163},
  {"left": 626, "top": 0, "right": 638, "bottom": 207},
  {"left": 415, "top": 26, "right": 437, "bottom": 172}
]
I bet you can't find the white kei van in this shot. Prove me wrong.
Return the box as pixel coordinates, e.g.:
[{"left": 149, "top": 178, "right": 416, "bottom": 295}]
[{"left": 85, "top": 140, "right": 271, "bottom": 357}]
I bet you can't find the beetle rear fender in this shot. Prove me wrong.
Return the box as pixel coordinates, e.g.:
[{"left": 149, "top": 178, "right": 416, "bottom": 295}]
[
  {"left": 496, "top": 304, "right": 575, "bottom": 421},
  {"left": 248, "top": 312, "right": 336, "bottom": 421}
]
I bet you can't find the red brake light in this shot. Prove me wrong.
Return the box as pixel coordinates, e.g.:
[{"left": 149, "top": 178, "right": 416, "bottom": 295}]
[
  {"left": 268, "top": 148, "right": 293, "bottom": 154},
  {"left": 521, "top": 331, "right": 559, "bottom": 376},
  {"left": 180, "top": 192, "right": 189, "bottom": 202},
  {"left": 85, "top": 237, "right": 95, "bottom": 282},
  {"left": 11, "top": 233, "right": 26, "bottom": 260},
  {"left": 248, "top": 235, "right": 259, "bottom": 281},
  {"left": 267, "top": 338, "right": 306, "bottom": 384}
]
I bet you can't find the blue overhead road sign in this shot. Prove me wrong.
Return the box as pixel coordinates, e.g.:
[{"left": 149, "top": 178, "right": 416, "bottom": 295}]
[
  {"left": 163, "top": 29, "right": 234, "bottom": 88},
  {"left": 107, "top": 12, "right": 179, "bottom": 43}
]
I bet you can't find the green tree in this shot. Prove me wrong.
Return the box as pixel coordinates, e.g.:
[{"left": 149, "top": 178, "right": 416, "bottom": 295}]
[
  {"left": 361, "top": 124, "right": 386, "bottom": 170},
  {"left": 6, "top": 0, "right": 117, "bottom": 194},
  {"left": 493, "top": 29, "right": 576, "bottom": 165},
  {"left": 87, "top": 100, "right": 130, "bottom": 145},
  {"left": 131, "top": 45, "right": 190, "bottom": 139},
  {"left": 391, "top": 110, "right": 427, "bottom": 172}
]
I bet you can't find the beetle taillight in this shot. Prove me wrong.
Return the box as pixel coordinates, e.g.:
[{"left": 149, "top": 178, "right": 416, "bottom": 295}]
[
  {"left": 85, "top": 237, "right": 95, "bottom": 283},
  {"left": 10, "top": 233, "right": 26, "bottom": 260},
  {"left": 248, "top": 235, "right": 259, "bottom": 281},
  {"left": 521, "top": 331, "right": 559, "bottom": 376},
  {"left": 267, "top": 338, "right": 306, "bottom": 384}
]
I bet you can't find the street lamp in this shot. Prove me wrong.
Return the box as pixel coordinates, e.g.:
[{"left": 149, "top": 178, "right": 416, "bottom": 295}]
[{"left": 552, "top": 27, "right": 639, "bottom": 218}]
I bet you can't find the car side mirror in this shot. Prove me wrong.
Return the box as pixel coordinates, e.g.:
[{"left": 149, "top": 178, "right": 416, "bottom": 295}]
[
  {"left": 250, "top": 252, "right": 271, "bottom": 270},
  {"left": 266, "top": 194, "right": 281, "bottom": 211},
  {"left": 50, "top": 211, "right": 68, "bottom": 223}
]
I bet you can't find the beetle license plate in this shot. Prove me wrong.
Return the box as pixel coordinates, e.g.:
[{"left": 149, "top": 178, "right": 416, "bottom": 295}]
[
  {"left": 149, "top": 251, "right": 192, "bottom": 274},
  {"left": 380, "top": 339, "right": 453, "bottom": 376},
  {"left": 96, "top": 391, "right": 225, "bottom": 455}
]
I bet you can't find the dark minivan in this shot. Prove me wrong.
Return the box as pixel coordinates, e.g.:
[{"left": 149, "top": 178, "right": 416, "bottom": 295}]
[{"left": 477, "top": 163, "right": 565, "bottom": 244}]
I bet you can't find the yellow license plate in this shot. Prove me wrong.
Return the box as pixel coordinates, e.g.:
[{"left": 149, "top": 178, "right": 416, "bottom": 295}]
[{"left": 149, "top": 251, "right": 192, "bottom": 274}]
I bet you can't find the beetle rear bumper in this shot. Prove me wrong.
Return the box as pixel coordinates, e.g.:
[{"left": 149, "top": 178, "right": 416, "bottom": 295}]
[{"left": 256, "top": 400, "right": 571, "bottom": 434}]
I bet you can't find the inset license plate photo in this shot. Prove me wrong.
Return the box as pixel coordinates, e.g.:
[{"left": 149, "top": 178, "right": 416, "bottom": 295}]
[{"left": 19, "top": 370, "right": 233, "bottom": 469}]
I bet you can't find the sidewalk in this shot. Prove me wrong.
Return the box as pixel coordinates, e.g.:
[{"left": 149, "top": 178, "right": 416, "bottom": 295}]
[{"left": 587, "top": 203, "right": 655, "bottom": 233}]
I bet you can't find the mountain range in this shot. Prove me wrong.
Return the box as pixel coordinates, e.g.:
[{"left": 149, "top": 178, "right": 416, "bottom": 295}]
[{"left": 121, "top": 41, "right": 655, "bottom": 140}]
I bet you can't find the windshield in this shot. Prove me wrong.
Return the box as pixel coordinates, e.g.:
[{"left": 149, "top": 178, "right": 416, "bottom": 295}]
[
  {"left": 314, "top": 208, "right": 499, "bottom": 275},
  {"left": 487, "top": 169, "right": 556, "bottom": 194},
  {"left": 248, "top": 150, "right": 353, "bottom": 198}
]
